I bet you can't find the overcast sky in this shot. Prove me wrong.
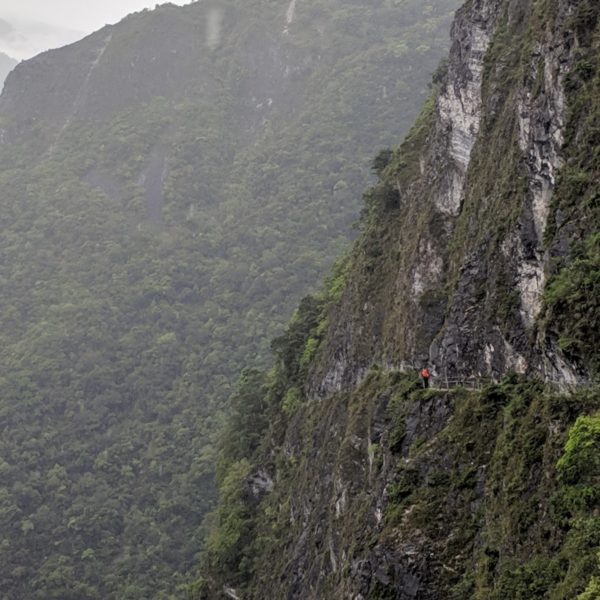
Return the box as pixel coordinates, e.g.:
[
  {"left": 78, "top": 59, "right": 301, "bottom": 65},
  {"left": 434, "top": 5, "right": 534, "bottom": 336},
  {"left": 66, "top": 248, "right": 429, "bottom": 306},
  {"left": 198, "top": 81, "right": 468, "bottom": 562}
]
[{"left": 0, "top": 0, "right": 192, "bottom": 59}]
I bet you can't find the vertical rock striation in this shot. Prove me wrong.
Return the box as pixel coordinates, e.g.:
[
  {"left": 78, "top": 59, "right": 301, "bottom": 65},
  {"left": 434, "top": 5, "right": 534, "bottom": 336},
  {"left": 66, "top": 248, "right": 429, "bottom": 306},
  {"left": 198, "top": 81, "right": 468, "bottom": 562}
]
[{"left": 312, "top": 0, "right": 591, "bottom": 393}]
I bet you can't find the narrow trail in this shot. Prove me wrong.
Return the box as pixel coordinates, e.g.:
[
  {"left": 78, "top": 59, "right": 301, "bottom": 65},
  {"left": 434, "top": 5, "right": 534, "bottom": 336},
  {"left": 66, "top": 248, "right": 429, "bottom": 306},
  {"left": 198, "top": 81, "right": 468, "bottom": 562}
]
[
  {"left": 399, "top": 364, "right": 594, "bottom": 393},
  {"left": 426, "top": 375, "right": 596, "bottom": 393}
]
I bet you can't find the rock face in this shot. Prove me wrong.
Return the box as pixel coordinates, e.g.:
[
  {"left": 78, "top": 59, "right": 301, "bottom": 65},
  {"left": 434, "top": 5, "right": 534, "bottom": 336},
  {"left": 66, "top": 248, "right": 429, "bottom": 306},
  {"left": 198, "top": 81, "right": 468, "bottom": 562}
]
[
  {"left": 202, "top": 1, "right": 600, "bottom": 598},
  {"left": 432, "top": 0, "right": 579, "bottom": 385},
  {"left": 311, "top": 0, "right": 593, "bottom": 395},
  {"left": 208, "top": 366, "right": 600, "bottom": 599},
  {"left": 266, "top": 382, "right": 460, "bottom": 600}
]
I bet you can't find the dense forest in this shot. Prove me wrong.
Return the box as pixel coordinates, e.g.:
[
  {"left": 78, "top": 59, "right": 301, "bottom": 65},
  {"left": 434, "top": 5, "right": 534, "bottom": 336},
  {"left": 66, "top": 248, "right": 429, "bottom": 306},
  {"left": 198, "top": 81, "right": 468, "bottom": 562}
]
[
  {"left": 200, "top": 0, "right": 600, "bottom": 597},
  {"left": 0, "top": 0, "right": 460, "bottom": 597}
]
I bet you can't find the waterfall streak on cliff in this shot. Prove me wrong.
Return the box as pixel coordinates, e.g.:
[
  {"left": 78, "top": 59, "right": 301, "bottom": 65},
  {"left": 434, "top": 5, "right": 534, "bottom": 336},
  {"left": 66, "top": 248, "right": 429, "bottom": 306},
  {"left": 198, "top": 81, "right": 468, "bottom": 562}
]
[
  {"left": 284, "top": 0, "right": 297, "bottom": 34},
  {"left": 49, "top": 32, "right": 113, "bottom": 154}
]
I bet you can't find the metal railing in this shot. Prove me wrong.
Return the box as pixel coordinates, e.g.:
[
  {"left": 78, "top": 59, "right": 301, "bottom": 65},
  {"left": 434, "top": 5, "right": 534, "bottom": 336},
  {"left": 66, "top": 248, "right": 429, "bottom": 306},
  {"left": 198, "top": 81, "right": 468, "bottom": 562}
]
[
  {"left": 388, "top": 362, "right": 597, "bottom": 393},
  {"left": 427, "top": 375, "right": 597, "bottom": 393},
  {"left": 432, "top": 376, "right": 493, "bottom": 391}
]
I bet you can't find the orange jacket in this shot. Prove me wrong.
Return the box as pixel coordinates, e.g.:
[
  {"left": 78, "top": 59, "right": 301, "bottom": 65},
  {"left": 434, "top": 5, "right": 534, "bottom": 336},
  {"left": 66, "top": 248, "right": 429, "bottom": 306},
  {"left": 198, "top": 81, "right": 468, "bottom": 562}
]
[{"left": 420, "top": 368, "right": 430, "bottom": 379}]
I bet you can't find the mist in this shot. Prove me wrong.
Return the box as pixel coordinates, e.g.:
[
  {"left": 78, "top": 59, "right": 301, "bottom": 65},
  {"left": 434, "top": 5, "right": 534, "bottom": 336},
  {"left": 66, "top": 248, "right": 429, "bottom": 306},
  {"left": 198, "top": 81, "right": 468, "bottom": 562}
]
[{"left": 0, "top": 0, "right": 192, "bottom": 59}]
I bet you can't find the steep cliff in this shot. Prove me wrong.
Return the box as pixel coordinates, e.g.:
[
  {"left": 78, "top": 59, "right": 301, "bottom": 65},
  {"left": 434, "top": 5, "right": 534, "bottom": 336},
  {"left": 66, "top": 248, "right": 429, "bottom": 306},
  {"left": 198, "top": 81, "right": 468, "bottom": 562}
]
[
  {"left": 312, "top": 0, "right": 599, "bottom": 395},
  {"left": 207, "top": 373, "right": 599, "bottom": 599},
  {"left": 202, "top": 0, "right": 600, "bottom": 598}
]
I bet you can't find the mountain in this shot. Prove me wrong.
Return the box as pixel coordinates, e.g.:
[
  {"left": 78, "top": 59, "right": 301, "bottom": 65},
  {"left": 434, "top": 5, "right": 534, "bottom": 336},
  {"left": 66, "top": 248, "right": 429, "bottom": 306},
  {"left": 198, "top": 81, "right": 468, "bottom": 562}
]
[
  {"left": 0, "top": 0, "right": 460, "bottom": 598},
  {"left": 0, "top": 51, "right": 17, "bottom": 89},
  {"left": 201, "top": 0, "right": 600, "bottom": 597}
]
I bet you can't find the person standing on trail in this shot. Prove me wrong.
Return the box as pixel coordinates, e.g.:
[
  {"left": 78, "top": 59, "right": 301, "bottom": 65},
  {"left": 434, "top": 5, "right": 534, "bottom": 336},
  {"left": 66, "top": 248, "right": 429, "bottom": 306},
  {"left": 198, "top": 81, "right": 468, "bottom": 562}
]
[{"left": 420, "top": 366, "right": 431, "bottom": 389}]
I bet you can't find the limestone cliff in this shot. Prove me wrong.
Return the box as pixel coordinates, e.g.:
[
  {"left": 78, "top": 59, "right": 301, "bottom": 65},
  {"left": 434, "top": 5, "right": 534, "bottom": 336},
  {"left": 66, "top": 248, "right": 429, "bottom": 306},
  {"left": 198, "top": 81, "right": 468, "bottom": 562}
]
[
  {"left": 201, "top": 1, "right": 600, "bottom": 598},
  {"left": 312, "top": 0, "right": 599, "bottom": 395}
]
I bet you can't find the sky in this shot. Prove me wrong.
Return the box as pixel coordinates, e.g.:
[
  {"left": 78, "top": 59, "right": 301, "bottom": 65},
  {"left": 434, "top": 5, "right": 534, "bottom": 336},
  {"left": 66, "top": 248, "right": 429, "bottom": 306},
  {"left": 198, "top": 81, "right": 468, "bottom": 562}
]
[{"left": 0, "top": 0, "right": 192, "bottom": 60}]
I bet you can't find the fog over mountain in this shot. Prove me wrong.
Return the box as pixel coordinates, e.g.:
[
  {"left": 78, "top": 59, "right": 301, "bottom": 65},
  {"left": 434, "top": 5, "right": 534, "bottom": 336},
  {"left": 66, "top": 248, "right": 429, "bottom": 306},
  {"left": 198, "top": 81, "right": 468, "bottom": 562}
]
[
  {"left": 0, "top": 1, "right": 191, "bottom": 58},
  {"left": 0, "top": 0, "right": 460, "bottom": 597},
  {"left": 0, "top": 16, "right": 83, "bottom": 59},
  {"left": 0, "top": 49, "right": 16, "bottom": 87}
]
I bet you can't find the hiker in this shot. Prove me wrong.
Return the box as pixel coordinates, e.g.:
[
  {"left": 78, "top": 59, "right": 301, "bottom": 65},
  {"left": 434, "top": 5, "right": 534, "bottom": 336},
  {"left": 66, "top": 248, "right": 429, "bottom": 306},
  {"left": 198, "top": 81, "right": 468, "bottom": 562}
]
[{"left": 420, "top": 366, "right": 430, "bottom": 388}]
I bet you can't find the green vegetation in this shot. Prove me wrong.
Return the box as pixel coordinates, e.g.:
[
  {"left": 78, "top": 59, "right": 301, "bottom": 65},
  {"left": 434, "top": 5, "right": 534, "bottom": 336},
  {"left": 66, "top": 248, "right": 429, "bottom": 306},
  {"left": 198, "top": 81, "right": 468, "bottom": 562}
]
[
  {"left": 203, "top": 334, "right": 600, "bottom": 597},
  {"left": 544, "top": 234, "right": 600, "bottom": 373},
  {"left": 475, "top": 397, "right": 600, "bottom": 600},
  {"left": 200, "top": 2, "right": 600, "bottom": 596},
  {"left": 204, "top": 370, "right": 269, "bottom": 586},
  {"left": 199, "top": 272, "right": 354, "bottom": 594},
  {"left": 0, "top": 0, "right": 460, "bottom": 597},
  {"left": 542, "top": 0, "right": 600, "bottom": 374}
]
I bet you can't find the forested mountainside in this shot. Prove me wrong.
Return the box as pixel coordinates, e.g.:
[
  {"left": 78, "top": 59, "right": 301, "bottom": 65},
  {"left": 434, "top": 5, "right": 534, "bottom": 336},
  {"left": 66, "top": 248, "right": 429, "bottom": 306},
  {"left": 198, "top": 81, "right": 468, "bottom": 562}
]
[
  {"left": 0, "top": 0, "right": 461, "bottom": 598},
  {"left": 0, "top": 52, "right": 17, "bottom": 89},
  {"left": 201, "top": 0, "right": 600, "bottom": 598}
]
